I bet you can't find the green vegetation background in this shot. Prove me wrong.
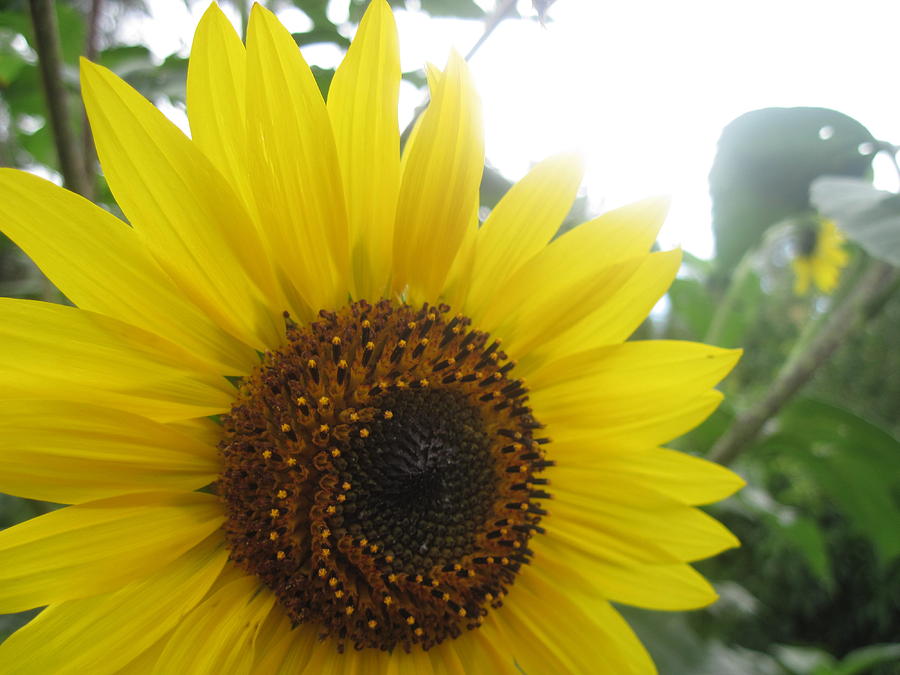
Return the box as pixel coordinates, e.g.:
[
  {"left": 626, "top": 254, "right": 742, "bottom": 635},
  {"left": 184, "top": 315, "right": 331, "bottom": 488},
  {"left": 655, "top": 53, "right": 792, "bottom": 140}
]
[{"left": 0, "top": 1, "right": 898, "bottom": 673}]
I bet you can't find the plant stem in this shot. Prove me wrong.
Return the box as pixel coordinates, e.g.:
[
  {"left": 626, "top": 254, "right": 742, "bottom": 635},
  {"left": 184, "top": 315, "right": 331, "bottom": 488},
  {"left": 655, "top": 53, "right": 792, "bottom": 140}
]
[
  {"left": 709, "top": 260, "right": 897, "bottom": 465},
  {"left": 28, "top": 0, "right": 91, "bottom": 197},
  {"left": 81, "top": 0, "right": 102, "bottom": 199}
]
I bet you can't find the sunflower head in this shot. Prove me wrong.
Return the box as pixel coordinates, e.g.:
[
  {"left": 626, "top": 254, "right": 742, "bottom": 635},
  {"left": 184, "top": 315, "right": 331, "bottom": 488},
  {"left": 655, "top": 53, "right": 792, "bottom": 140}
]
[
  {"left": 792, "top": 218, "right": 849, "bottom": 295},
  {"left": 0, "top": 1, "right": 745, "bottom": 672}
]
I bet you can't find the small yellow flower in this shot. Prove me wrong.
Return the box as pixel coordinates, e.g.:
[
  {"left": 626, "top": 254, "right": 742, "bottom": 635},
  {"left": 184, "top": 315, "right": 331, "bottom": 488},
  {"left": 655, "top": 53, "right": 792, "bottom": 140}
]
[
  {"left": 0, "top": 1, "right": 744, "bottom": 672},
  {"left": 792, "top": 219, "right": 849, "bottom": 295}
]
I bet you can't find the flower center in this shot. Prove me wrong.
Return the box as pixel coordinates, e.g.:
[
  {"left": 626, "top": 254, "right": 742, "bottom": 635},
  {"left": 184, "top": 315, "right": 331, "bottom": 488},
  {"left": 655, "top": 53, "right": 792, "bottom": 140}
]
[{"left": 218, "top": 300, "right": 551, "bottom": 652}]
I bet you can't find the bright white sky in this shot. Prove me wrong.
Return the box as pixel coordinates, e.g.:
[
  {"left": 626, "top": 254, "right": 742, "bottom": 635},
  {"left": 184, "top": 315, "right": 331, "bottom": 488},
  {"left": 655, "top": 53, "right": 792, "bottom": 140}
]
[{"left": 124, "top": 0, "right": 900, "bottom": 258}]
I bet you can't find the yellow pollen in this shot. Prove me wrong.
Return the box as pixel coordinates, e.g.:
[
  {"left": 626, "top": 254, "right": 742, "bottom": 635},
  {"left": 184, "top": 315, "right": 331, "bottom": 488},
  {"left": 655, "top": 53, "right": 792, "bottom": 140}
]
[
  {"left": 458, "top": 608, "right": 467, "bottom": 618},
  {"left": 276, "top": 550, "right": 285, "bottom": 560},
  {"left": 419, "top": 378, "right": 429, "bottom": 386},
  {"left": 331, "top": 336, "right": 341, "bottom": 345},
  {"left": 280, "top": 423, "right": 292, "bottom": 432},
  {"left": 276, "top": 490, "right": 287, "bottom": 499},
  {"left": 388, "top": 573, "right": 398, "bottom": 583},
  {"left": 346, "top": 606, "right": 355, "bottom": 615},
  {"left": 319, "top": 396, "right": 330, "bottom": 407},
  {"left": 366, "top": 341, "right": 375, "bottom": 350},
  {"left": 269, "top": 509, "right": 280, "bottom": 518},
  {"left": 335, "top": 590, "right": 344, "bottom": 598},
  {"left": 453, "top": 564, "right": 462, "bottom": 571},
  {"left": 349, "top": 412, "right": 359, "bottom": 422},
  {"left": 321, "top": 528, "right": 331, "bottom": 537},
  {"left": 431, "top": 579, "right": 440, "bottom": 587},
  {"left": 398, "top": 339, "right": 407, "bottom": 348},
  {"left": 368, "top": 620, "right": 378, "bottom": 629},
  {"left": 420, "top": 338, "right": 429, "bottom": 346},
  {"left": 321, "top": 548, "right": 331, "bottom": 557},
  {"left": 326, "top": 505, "right": 336, "bottom": 514},
  {"left": 485, "top": 593, "right": 494, "bottom": 601},
  {"left": 331, "top": 448, "right": 341, "bottom": 457},
  {"left": 269, "top": 531, "right": 278, "bottom": 541},
  {"left": 414, "top": 627, "right": 424, "bottom": 636},
  {"left": 441, "top": 593, "right": 450, "bottom": 602},
  {"left": 383, "top": 410, "right": 393, "bottom": 419},
  {"left": 342, "top": 482, "right": 352, "bottom": 491},
  {"left": 500, "top": 528, "right": 508, "bottom": 535},
  {"left": 261, "top": 450, "right": 272, "bottom": 459},
  {"left": 407, "top": 322, "right": 416, "bottom": 330},
  {"left": 520, "top": 503, "right": 529, "bottom": 511},
  {"left": 338, "top": 359, "right": 348, "bottom": 368},
  {"left": 337, "top": 494, "right": 346, "bottom": 502},
  {"left": 415, "top": 575, "right": 424, "bottom": 583},
  {"left": 307, "top": 359, "right": 317, "bottom": 368},
  {"left": 513, "top": 541, "right": 522, "bottom": 549},
  {"left": 447, "top": 357, "right": 456, "bottom": 365},
  {"left": 396, "top": 379, "right": 407, "bottom": 388},
  {"left": 286, "top": 457, "right": 297, "bottom": 466},
  {"left": 468, "top": 569, "right": 476, "bottom": 577},
  {"left": 359, "top": 428, "right": 369, "bottom": 438},
  {"left": 319, "top": 424, "right": 330, "bottom": 433},
  {"left": 385, "top": 555, "right": 395, "bottom": 563},
  {"left": 296, "top": 396, "right": 307, "bottom": 406},
  {"left": 406, "top": 616, "right": 416, "bottom": 625},
  {"left": 369, "top": 544, "right": 379, "bottom": 553},
  {"left": 487, "top": 556, "right": 495, "bottom": 564},
  {"left": 501, "top": 557, "right": 510, "bottom": 565},
  {"left": 329, "top": 577, "right": 338, "bottom": 587},
  {"left": 383, "top": 596, "right": 393, "bottom": 606},
  {"left": 362, "top": 320, "right": 371, "bottom": 328},
  {"left": 359, "top": 538, "right": 368, "bottom": 547},
  {"left": 318, "top": 568, "right": 327, "bottom": 578},
  {"left": 519, "top": 465, "right": 528, "bottom": 473}
]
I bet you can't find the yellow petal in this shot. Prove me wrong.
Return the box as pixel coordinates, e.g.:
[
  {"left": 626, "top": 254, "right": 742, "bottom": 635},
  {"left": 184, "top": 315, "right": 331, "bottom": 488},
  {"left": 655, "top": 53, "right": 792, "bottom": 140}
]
[
  {"left": 251, "top": 613, "right": 317, "bottom": 674},
  {"left": 549, "top": 483, "right": 740, "bottom": 562},
  {"left": 0, "top": 169, "right": 258, "bottom": 374},
  {"left": 393, "top": 51, "right": 483, "bottom": 303},
  {"left": 153, "top": 575, "right": 274, "bottom": 675},
  {"left": 246, "top": 4, "right": 350, "bottom": 313},
  {"left": 464, "top": 154, "right": 584, "bottom": 316},
  {"left": 520, "top": 249, "right": 682, "bottom": 373},
  {"left": 0, "top": 534, "right": 227, "bottom": 674},
  {"left": 187, "top": 3, "right": 255, "bottom": 212},
  {"left": 0, "top": 492, "right": 223, "bottom": 613},
  {"left": 450, "top": 629, "right": 519, "bottom": 674},
  {"left": 0, "top": 400, "right": 219, "bottom": 504},
  {"left": 530, "top": 341, "right": 740, "bottom": 445},
  {"left": 550, "top": 447, "right": 746, "bottom": 505},
  {"left": 484, "top": 566, "right": 656, "bottom": 674},
  {"left": 0, "top": 299, "right": 233, "bottom": 422},
  {"left": 480, "top": 254, "right": 647, "bottom": 359},
  {"left": 81, "top": 59, "right": 281, "bottom": 351},
  {"left": 531, "top": 534, "right": 719, "bottom": 610},
  {"left": 328, "top": 0, "right": 401, "bottom": 300}
]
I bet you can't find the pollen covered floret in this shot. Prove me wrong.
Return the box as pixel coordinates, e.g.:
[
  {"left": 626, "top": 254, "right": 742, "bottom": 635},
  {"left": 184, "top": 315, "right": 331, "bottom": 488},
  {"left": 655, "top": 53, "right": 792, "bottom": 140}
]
[{"left": 218, "top": 300, "right": 551, "bottom": 652}]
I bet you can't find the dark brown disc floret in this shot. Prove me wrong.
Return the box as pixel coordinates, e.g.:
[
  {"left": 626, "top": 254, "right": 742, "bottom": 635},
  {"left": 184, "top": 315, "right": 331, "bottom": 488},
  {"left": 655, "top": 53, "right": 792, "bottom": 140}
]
[{"left": 218, "top": 300, "right": 551, "bottom": 652}]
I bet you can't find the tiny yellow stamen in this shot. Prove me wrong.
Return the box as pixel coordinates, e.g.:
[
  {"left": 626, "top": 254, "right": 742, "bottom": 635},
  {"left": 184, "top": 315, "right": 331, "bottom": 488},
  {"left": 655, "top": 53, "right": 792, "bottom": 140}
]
[{"left": 276, "top": 489, "right": 287, "bottom": 499}]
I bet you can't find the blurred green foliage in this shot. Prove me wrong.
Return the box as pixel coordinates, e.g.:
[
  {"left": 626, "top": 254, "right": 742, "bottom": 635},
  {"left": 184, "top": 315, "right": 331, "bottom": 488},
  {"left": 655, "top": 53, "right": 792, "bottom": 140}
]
[{"left": 0, "top": 1, "right": 898, "bottom": 673}]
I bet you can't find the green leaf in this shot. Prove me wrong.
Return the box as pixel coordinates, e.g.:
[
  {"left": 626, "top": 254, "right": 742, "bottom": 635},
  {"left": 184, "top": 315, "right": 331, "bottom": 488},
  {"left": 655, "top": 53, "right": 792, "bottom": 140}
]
[
  {"left": 779, "top": 517, "right": 833, "bottom": 590},
  {"left": 668, "top": 277, "right": 715, "bottom": 339},
  {"left": 831, "top": 643, "right": 900, "bottom": 675},
  {"left": 0, "top": 32, "right": 26, "bottom": 86},
  {"left": 293, "top": 29, "right": 350, "bottom": 49},
  {"left": 420, "top": 0, "right": 485, "bottom": 18},
  {"left": 756, "top": 398, "right": 900, "bottom": 566},
  {"left": 710, "top": 107, "right": 875, "bottom": 276},
  {"left": 98, "top": 45, "right": 155, "bottom": 78},
  {"left": 810, "top": 177, "right": 900, "bottom": 267}
]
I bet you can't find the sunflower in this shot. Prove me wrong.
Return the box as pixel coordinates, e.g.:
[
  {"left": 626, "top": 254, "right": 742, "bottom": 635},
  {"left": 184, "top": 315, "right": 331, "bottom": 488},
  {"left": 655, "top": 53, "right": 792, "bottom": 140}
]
[
  {"left": 792, "top": 218, "right": 849, "bottom": 295},
  {"left": 0, "top": 2, "right": 744, "bottom": 672}
]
